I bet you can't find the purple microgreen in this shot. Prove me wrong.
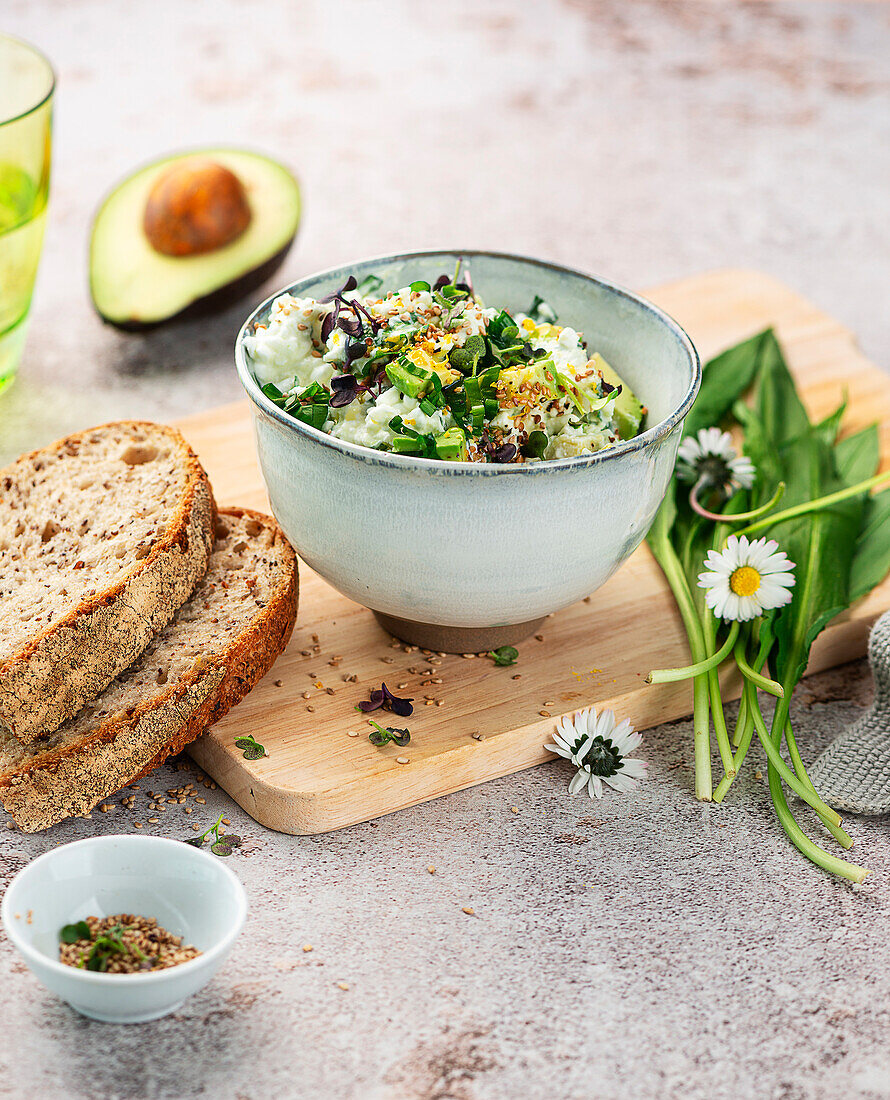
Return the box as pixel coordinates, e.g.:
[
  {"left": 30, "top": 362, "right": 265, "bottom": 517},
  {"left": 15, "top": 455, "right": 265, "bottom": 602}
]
[
  {"left": 346, "top": 340, "right": 366, "bottom": 364},
  {"left": 329, "top": 375, "right": 363, "bottom": 408},
  {"left": 490, "top": 443, "right": 517, "bottom": 464},
  {"left": 336, "top": 309, "right": 363, "bottom": 338},
  {"left": 357, "top": 682, "right": 414, "bottom": 717},
  {"left": 320, "top": 301, "right": 338, "bottom": 343},
  {"left": 320, "top": 275, "right": 357, "bottom": 303},
  {"left": 433, "top": 274, "right": 451, "bottom": 291},
  {"left": 357, "top": 688, "right": 385, "bottom": 713}
]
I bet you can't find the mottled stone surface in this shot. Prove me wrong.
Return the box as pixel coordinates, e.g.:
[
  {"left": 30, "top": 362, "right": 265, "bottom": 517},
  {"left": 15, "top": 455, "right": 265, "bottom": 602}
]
[{"left": 1, "top": 2, "right": 890, "bottom": 1098}]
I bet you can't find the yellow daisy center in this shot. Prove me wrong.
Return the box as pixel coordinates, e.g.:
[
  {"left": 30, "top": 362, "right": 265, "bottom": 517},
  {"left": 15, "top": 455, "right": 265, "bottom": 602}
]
[{"left": 730, "top": 565, "right": 761, "bottom": 597}]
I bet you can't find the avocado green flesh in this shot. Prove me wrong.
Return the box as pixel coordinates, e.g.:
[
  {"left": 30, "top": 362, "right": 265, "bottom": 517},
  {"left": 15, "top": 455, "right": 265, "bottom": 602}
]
[
  {"left": 593, "top": 355, "right": 645, "bottom": 440},
  {"left": 89, "top": 149, "right": 301, "bottom": 328}
]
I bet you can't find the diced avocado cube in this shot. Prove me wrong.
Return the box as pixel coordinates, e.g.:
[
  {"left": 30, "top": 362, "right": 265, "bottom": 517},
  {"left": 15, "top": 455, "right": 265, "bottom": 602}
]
[
  {"left": 435, "top": 428, "right": 467, "bottom": 461},
  {"left": 386, "top": 361, "right": 433, "bottom": 399},
  {"left": 391, "top": 434, "right": 423, "bottom": 454}
]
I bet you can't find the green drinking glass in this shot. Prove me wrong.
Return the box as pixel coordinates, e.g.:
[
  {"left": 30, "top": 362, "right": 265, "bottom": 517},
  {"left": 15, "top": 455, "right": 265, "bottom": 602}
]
[{"left": 0, "top": 34, "right": 54, "bottom": 393}]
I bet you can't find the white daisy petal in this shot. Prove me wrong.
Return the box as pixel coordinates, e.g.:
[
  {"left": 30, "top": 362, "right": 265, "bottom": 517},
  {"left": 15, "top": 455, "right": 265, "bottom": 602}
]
[
  {"left": 621, "top": 759, "right": 648, "bottom": 779},
  {"left": 568, "top": 769, "right": 589, "bottom": 795},
  {"left": 544, "top": 705, "right": 646, "bottom": 801}
]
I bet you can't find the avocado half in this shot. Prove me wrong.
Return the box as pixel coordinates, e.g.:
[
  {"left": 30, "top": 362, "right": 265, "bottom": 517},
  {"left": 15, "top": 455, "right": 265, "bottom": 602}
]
[
  {"left": 590, "top": 354, "right": 646, "bottom": 440},
  {"left": 89, "top": 149, "right": 300, "bottom": 330}
]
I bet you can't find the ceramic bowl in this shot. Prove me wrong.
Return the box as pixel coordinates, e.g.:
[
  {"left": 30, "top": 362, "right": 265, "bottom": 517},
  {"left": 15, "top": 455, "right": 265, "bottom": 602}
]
[
  {"left": 1, "top": 835, "right": 247, "bottom": 1023},
  {"left": 235, "top": 250, "right": 700, "bottom": 651}
]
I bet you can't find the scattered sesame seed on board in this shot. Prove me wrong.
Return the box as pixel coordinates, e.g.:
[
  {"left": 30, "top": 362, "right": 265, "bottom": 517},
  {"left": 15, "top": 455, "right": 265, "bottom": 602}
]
[
  {"left": 427, "top": 865, "right": 436, "bottom": 874},
  {"left": 511, "top": 806, "right": 519, "bottom": 814},
  {"left": 396, "top": 757, "right": 410, "bottom": 765},
  {"left": 512, "top": 674, "right": 521, "bottom": 680},
  {"left": 462, "top": 906, "right": 475, "bottom": 916},
  {"left": 337, "top": 982, "right": 349, "bottom": 991},
  {"left": 222, "top": 819, "right": 230, "bottom": 826},
  {"left": 539, "top": 711, "right": 551, "bottom": 717},
  {"left": 347, "top": 730, "right": 359, "bottom": 738},
  {"left": 303, "top": 944, "right": 313, "bottom": 953},
  {"left": 535, "top": 634, "right": 544, "bottom": 641}
]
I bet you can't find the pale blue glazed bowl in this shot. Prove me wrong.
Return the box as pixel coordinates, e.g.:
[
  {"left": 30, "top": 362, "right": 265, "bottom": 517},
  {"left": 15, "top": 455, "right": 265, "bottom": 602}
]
[
  {"left": 1, "top": 836, "right": 247, "bottom": 1023},
  {"left": 235, "top": 250, "right": 700, "bottom": 650}
]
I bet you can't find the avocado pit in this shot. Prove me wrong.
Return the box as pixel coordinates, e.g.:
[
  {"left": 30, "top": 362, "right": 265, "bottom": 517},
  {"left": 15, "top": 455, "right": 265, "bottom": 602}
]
[{"left": 143, "top": 159, "right": 251, "bottom": 257}]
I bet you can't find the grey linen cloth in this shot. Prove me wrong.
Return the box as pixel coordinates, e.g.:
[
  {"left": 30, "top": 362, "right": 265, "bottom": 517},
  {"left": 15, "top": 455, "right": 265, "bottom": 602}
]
[{"left": 809, "top": 609, "right": 890, "bottom": 815}]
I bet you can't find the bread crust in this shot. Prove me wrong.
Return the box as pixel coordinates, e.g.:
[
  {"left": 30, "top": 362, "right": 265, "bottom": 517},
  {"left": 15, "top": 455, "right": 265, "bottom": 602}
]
[
  {"left": 0, "top": 507, "right": 299, "bottom": 832},
  {"left": 0, "top": 422, "right": 216, "bottom": 743}
]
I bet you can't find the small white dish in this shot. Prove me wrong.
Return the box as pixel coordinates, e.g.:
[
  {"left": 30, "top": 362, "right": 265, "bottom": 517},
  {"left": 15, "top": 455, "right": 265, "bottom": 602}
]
[{"left": 1, "top": 834, "right": 247, "bottom": 1023}]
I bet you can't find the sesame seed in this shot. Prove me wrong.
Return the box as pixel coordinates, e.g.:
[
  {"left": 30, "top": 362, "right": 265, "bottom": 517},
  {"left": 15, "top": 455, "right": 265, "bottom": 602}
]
[
  {"left": 337, "top": 982, "right": 349, "bottom": 991},
  {"left": 539, "top": 711, "right": 551, "bottom": 717},
  {"left": 307, "top": 705, "right": 315, "bottom": 712},
  {"left": 222, "top": 819, "right": 230, "bottom": 826},
  {"left": 462, "top": 906, "right": 475, "bottom": 916},
  {"left": 511, "top": 806, "right": 519, "bottom": 814},
  {"left": 427, "top": 865, "right": 436, "bottom": 874},
  {"left": 347, "top": 730, "right": 359, "bottom": 738},
  {"left": 535, "top": 635, "right": 544, "bottom": 641},
  {"left": 303, "top": 944, "right": 313, "bottom": 953},
  {"left": 396, "top": 757, "right": 410, "bottom": 765}
]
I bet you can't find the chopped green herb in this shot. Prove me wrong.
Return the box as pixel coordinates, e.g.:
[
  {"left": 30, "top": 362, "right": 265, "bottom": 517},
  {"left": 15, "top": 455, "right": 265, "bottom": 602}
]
[
  {"left": 367, "top": 719, "right": 411, "bottom": 747},
  {"left": 60, "top": 921, "right": 91, "bottom": 944},
  {"left": 235, "top": 734, "right": 267, "bottom": 760},
  {"left": 409, "top": 280, "right": 431, "bottom": 293}
]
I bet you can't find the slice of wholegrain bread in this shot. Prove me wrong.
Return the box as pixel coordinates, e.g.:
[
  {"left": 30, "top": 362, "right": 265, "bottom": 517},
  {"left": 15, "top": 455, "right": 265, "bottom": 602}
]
[
  {"left": 0, "top": 507, "right": 298, "bottom": 832},
  {"left": 0, "top": 422, "right": 215, "bottom": 744}
]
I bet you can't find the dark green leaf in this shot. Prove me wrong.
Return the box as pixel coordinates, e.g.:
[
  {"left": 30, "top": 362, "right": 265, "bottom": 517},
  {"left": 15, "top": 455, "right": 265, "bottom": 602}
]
[
  {"left": 210, "top": 840, "right": 233, "bottom": 856},
  {"left": 752, "top": 330, "right": 810, "bottom": 452},
  {"left": 767, "top": 428, "right": 862, "bottom": 688},
  {"left": 850, "top": 488, "right": 890, "bottom": 603},
  {"left": 835, "top": 424, "right": 879, "bottom": 485},
  {"left": 489, "top": 646, "right": 518, "bottom": 667},
  {"left": 184, "top": 836, "right": 206, "bottom": 847},
  {"left": 409, "top": 280, "right": 431, "bottom": 293},
  {"left": 683, "top": 330, "right": 768, "bottom": 438},
  {"left": 60, "top": 921, "right": 91, "bottom": 944}
]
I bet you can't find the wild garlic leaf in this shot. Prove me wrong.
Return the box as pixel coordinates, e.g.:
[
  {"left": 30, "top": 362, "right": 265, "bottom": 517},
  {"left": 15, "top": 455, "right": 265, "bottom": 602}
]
[
  {"left": 767, "top": 427, "right": 861, "bottom": 688},
  {"left": 752, "top": 330, "right": 810, "bottom": 452},
  {"left": 835, "top": 423, "right": 879, "bottom": 485},
  {"left": 850, "top": 490, "right": 890, "bottom": 604},
  {"left": 682, "top": 330, "right": 766, "bottom": 439}
]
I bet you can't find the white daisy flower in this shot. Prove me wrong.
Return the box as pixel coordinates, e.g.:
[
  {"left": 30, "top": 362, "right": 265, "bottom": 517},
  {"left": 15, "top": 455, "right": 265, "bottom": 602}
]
[
  {"left": 676, "top": 427, "right": 756, "bottom": 496},
  {"left": 545, "top": 707, "right": 647, "bottom": 799},
  {"left": 698, "top": 534, "right": 796, "bottom": 622}
]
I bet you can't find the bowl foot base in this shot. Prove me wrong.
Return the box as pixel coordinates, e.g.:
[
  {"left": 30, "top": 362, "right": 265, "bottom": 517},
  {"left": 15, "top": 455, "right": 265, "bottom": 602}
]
[
  {"left": 372, "top": 612, "right": 547, "bottom": 653},
  {"left": 66, "top": 998, "right": 186, "bottom": 1024}
]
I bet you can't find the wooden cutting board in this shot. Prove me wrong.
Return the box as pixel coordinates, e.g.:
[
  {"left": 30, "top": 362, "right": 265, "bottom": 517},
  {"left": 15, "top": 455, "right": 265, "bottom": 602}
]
[{"left": 180, "top": 269, "right": 890, "bottom": 834}]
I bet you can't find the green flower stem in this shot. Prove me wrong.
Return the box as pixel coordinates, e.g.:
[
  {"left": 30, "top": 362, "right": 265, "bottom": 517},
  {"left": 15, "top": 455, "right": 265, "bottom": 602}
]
[
  {"left": 691, "top": 481, "right": 786, "bottom": 525},
  {"left": 766, "top": 696, "right": 868, "bottom": 882},
  {"left": 647, "top": 621, "right": 739, "bottom": 683},
  {"left": 702, "top": 612, "right": 735, "bottom": 778},
  {"left": 714, "top": 683, "right": 757, "bottom": 802},
  {"left": 733, "top": 470, "right": 890, "bottom": 541},
  {"left": 735, "top": 643, "right": 784, "bottom": 698},
  {"left": 693, "top": 674, "right": 712, "bottom": 800},
  {"left": 784, "top": 718, "right": 853, "bottom": 850},
  {"left": 731, "top": 688, "right": 748, "bottom": 749},
  {"left": 653, "top": 536, "right": 712, "bottom": 800},
  {"left": 747, "top": 693, "right": 842, "bottom": 829}
]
